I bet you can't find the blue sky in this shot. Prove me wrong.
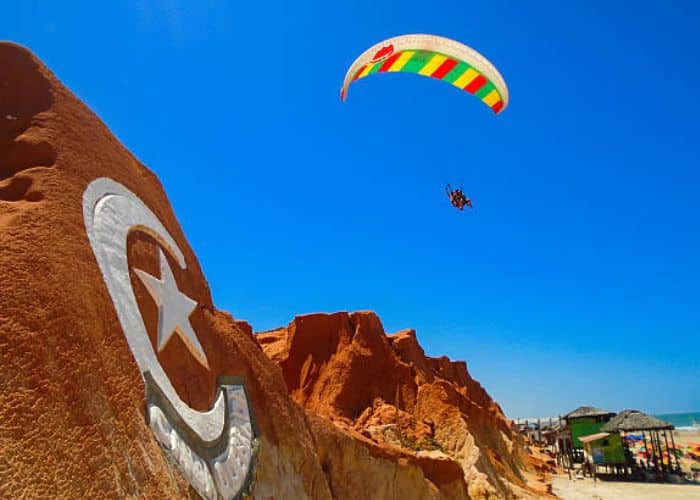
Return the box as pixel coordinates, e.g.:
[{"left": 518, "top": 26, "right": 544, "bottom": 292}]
[{"left": 5, "top": 1, "right": 699, "bottom": 418}]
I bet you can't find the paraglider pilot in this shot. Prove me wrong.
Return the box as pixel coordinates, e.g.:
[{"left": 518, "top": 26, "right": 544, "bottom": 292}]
[{"left": 446, "top": 185, "right": 472, "bottom": 211}]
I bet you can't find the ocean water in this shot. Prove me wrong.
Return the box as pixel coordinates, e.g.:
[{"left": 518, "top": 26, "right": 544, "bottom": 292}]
[{"left": 654, "top": 412, "right": 700, "bottom": 430}]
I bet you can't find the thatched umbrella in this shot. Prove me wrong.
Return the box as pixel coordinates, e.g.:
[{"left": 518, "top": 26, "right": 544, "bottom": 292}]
[{"left": 602, "top": 410, "right": 676, "bottom": 472}]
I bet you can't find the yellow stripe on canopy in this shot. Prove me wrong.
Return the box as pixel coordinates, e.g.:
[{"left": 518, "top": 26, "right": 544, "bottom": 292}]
[
  {"left": 452, "top": 67, "right": 479, "bottom": 89},
  {"left": 388, "top": 51, "right": 415, "bottom": 72},
  {"left": 418, "top": 54, "right": 448, "bottom": 76},
  {"left": 482, "top": 89, "right": 501, "bottom": 106}
]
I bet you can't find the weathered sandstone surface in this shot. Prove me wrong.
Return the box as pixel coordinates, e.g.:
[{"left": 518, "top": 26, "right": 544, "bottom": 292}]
[{"left": 0, "top": 42, "right": 550, "bottom": 499}]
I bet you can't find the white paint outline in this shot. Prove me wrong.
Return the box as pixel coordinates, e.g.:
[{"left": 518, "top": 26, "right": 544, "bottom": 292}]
[{"left": 83, "top": 177, "right": 225, "bottom": 442}]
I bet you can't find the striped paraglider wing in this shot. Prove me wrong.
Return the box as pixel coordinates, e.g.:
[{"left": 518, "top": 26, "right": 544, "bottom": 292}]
[{"left": 341, "top": 34, "right": 509, "bottom": 114}]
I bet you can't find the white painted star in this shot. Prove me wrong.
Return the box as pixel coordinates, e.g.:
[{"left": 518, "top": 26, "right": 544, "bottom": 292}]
[{"left": 134, "top": 248, "right": 209, "bottom": 369}]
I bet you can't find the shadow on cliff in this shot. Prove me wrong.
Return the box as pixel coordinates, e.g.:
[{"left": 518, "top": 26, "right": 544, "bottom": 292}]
[{"left": 0, "top": 43, "right": 56, "bottom": 203}]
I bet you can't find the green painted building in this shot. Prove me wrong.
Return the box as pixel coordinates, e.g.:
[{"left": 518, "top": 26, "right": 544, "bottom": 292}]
[
  {"left": 564, "top": 406, "right": 616, "bottom": 449},
  {"left": 579, "top": 432, "right": 626, "bottom": 464}
]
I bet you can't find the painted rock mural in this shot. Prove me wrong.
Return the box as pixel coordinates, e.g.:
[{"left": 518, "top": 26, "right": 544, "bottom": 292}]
[{"left": 0, "top": 42, "right": 551, "bottom": 499}]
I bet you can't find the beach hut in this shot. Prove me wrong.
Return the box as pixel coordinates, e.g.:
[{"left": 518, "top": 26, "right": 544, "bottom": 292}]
[
  {"left": 601, "top": 409, "right": 678, "bottom": 474},
  {"left": 563, "top": 406, "right": 616, "bottom": 449},
  {"left": 578, "top": 431, "right": 626, "bottom": 478}
]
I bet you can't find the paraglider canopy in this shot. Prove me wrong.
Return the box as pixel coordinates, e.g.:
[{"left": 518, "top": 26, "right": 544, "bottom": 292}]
[{"left": 341, "top": 34, "right": 509, "bottom": 114}]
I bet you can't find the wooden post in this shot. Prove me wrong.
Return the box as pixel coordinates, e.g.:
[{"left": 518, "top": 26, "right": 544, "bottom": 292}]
[
  {"left": 653, "top": 431, "right": 662, "bottom": 472},
  {"left": 651, "top": 431, "right": 663, "bottom": 472},
  {"left": 670, "top": 430, "right": 680, "bottom": 472},
  {"left": 569, "top": 440, "right": 575, "bottom": 479},
  {"left": 642, "top": 431, "right": 650, "bottom": 470}
]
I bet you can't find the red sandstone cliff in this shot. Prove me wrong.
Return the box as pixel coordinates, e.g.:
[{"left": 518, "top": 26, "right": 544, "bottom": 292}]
[
  {"left": 0, "top": 42, "right": 550, "bottom": 499},
  {"left": 258, "top": 312, "right": 553, "bottom": 498}
]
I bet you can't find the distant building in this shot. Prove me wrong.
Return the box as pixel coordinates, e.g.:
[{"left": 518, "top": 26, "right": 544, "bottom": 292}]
[
  {"left": 515, "top": 418, "right": 560, "bottom": 447},
  {"left": 557, "top": 407, "right": 680, "bottom": 478}
]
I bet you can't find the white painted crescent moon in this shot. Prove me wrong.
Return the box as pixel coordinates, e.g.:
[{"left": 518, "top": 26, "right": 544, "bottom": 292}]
[{"left": 82, "top": 177, "right": 226, "bottom": 442}]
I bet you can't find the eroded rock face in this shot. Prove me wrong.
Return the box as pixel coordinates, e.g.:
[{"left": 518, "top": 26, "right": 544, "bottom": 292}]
[
  {"left": 0, "top": 42, "right": 332, "bottom": 499},
  {"left": 258, "top": 312, "right": 553, "bottom": 499},
  {"left": 0, "top": 43, "right": 550, "bottom": 499}
]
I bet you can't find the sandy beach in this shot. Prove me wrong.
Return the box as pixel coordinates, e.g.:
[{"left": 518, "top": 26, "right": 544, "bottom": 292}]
[
  {"left": 553, "top": 430, "right": 700, "bottom": 499},
  {"left": 674, "top": 429, "right": 700, "bottom": 475},
  {"left": 552, "top": 474, "right": 700, "bottom": 499}
]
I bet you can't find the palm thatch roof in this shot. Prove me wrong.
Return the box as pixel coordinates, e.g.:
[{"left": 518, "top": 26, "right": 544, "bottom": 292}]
[
  {"left": 564, "top": 406, "right": 615, "bottom": 420},
  {"left": 601, "top": 410, "right": 674, "bottom": 432}
]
